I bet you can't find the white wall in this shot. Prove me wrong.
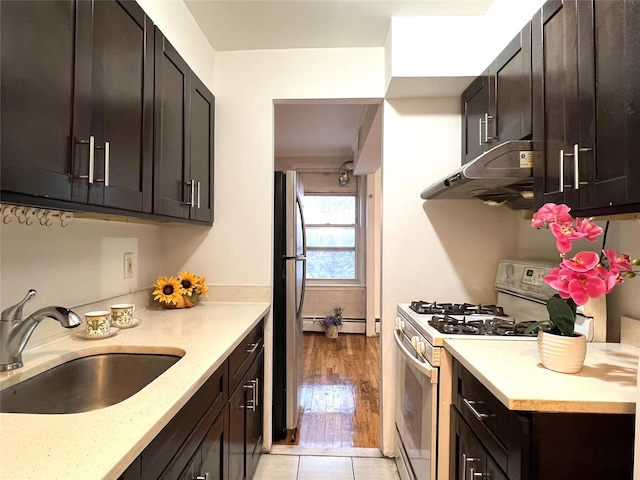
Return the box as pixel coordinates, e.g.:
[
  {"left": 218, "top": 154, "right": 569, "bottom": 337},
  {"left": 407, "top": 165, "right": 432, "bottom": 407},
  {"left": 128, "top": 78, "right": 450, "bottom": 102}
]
[
  {"left": 379, "top": 97, "right": 521, "bottom": 455},
  {"left": 0, "top": 219, "right": 162, "bottom": 311},
  {"left": 387, "top": 0, "right": 546, "bottom": 79},
  {"left": 203, "top": 48, "right": 384, "bottom": 288},
  {"left": 136, "top": 0, "right": 215, "bottom": 88}
]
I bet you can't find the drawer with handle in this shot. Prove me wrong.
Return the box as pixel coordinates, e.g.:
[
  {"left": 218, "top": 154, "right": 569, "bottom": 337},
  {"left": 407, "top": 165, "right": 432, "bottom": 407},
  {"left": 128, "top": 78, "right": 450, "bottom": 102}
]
[{"left": 229, "top": 319, "right": 264, "bottom": 394}]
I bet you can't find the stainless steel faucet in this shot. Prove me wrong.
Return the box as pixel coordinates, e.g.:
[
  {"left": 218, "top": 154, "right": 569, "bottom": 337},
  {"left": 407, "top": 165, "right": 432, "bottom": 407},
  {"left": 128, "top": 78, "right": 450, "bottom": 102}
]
[{"left": 0, "top": 289, "right": 82, "bottom": 371}]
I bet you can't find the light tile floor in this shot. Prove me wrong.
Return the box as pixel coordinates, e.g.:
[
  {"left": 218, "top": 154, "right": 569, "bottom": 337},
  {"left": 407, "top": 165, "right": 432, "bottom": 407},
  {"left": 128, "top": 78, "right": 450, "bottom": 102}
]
[{"left": 254, "top": 448, "right": 400, "bottom": 480}]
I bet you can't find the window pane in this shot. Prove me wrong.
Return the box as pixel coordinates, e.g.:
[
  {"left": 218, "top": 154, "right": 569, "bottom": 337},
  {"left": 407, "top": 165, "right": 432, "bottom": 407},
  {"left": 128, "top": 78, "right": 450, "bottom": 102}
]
[
  {"left": 304, "top": 196, "right": 355, "bottom": 224},
  {"left": 306, "top": 227, "right": 355, "bottom": 248},
  {"left": 306, "top": 251, "right": 355, "bottom": 279}
]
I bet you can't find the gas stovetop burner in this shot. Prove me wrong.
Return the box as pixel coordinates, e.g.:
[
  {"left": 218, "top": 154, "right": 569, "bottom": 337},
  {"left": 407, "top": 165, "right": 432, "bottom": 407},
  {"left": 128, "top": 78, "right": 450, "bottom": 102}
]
[
  {"left": 427, "top": 315, "right": 549, "bottom": 336},
  {"left": 409, "top": 300, "right": 507, "bottom": 317}
]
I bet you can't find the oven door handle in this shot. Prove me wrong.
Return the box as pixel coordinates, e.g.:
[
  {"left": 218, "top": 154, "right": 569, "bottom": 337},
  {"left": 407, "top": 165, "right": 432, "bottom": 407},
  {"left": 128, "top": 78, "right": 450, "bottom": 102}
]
[{"left": 394, "top": 329, "right": 438, "bottom": 383}]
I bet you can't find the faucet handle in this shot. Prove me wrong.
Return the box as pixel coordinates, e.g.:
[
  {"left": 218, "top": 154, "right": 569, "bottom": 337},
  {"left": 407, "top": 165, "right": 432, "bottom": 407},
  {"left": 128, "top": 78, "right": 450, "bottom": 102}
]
[{"left": 1, "top": 289, "right": 37, "bottom": 321}]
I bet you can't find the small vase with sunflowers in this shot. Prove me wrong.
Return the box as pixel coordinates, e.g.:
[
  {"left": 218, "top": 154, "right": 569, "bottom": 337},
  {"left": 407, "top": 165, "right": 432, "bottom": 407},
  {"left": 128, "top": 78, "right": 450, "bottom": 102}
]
[{"left": 153, "top": 271, "right": 209, "bottom": 309}]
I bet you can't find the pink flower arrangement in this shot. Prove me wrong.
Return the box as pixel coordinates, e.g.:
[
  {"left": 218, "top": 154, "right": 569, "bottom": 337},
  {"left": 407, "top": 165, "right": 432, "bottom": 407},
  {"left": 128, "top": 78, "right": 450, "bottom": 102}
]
[{"left": 527, "top": 203, "right": 638, "bottom": 336}]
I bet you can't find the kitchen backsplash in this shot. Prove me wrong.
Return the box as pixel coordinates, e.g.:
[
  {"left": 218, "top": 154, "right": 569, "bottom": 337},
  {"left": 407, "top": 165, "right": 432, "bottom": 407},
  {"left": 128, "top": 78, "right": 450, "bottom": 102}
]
[{"left": 22, "top": 285, "right": 271, "bottom": 353}]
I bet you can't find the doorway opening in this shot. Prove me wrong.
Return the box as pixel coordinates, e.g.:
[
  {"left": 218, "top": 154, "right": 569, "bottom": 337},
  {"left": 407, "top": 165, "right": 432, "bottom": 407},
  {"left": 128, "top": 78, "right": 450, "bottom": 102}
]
[{"left": 272, "top": 99, "right": 383, "bottom": 453}]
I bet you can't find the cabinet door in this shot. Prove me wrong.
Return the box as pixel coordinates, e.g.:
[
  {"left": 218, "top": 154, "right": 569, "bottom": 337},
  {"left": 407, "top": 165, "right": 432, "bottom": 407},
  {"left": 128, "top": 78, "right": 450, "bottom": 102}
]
[
  {"left": 228, "top": 350, "right": 264, "bottom": 480},
  {"left": 532, "top": 0, "right": 580, "bottom": 208},
  {"left": 154, "top": 29, "right": 190, "bottom": 220},
  {"left": 189, "top": 75, "right": 215, "bottom": 223},
  {"left": 0, "top": 0, "right": 76, "bottom": 201},
  {"left": 461, "top": 73, "right": 492, "bottom": 165},
  {"left": 228, "top": 376, "right": 247, "bottom": 480},
  {"left": 577, "top": 0, "right": 640, "bottom": 212},
  {"left": 81, "top": 0, "right": 154, "bottom": 212},
  {"left": 494, "top": 22, "right": 533, "bottom": 145},
  {"left": 198, "top": 406, "right": 228, "bottom": 480},
  {"left": 454, "top": 409, "right": 486, "bottom": 480},
  {"left": 246, "top": 350, "right": 264, "bottom": 479},
  {"left": 454, "top": 410, "right": 507, "bottom": 480}
]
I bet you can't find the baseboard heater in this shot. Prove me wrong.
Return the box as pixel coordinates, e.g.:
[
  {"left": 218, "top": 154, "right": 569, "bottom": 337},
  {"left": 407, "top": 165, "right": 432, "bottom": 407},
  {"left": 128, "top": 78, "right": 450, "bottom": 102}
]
[{"left": 303, "top": 316, "right": 365, "bottom": 334}]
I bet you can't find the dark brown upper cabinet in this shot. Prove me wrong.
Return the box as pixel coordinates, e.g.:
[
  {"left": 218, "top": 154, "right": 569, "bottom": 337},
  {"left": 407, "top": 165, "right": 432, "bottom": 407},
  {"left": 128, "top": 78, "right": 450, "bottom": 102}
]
[
  {"left": 1, "top": 0, "right": 153, "bottom": 213},
  {"left": 461, "top": 23, "right": 533, "bottom": 165},
  {"left": 154, "top": 29, "right": 214, "bottom": 224},
  {"left": 462, "top": 72, "right": 492, "bottom": 165},
  {"left": 533, "top": 0, "right": 640, "bottom": 216},
  {"left": 1, "top": 1, "right": 77, "bottom": 202},
  {"left": 493, "top": 22, "right": 533, "bottom": 147}
]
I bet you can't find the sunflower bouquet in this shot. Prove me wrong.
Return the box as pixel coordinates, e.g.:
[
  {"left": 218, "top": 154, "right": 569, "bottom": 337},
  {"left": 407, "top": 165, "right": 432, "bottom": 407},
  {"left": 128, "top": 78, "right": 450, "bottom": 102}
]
[{"left": 153, "top": 271, "right": 209, "bottom": 309}]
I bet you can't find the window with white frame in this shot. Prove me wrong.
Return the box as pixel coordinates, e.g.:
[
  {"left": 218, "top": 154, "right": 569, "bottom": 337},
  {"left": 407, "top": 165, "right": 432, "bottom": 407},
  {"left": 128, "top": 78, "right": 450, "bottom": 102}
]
[{"left": 304, "top": 191, "right": 363, "bottom": 282}]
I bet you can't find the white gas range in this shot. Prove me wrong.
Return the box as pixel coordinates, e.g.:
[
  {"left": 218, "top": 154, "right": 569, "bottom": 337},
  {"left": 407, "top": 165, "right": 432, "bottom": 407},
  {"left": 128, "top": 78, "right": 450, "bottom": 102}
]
[{"left": 393, "top": 259, "right": 606, "bottom": 480}]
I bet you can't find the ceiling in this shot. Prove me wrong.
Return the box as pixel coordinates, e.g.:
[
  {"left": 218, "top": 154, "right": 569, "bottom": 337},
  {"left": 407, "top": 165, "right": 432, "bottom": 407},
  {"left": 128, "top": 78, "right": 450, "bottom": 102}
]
[
  {"left": 274, "top": 102, "right": 369, "bottom": 157},
  {"left": 184, "top": 1, "right": 492, "bottom": 52},
  {"left": 183, "top": 0, "right": 493, "bottom": 168}
]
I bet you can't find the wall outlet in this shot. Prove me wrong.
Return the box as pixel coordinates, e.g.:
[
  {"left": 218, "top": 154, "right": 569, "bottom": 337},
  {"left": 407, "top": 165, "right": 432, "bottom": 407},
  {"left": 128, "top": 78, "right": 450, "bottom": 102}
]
[{"left": 124, "top": 253, "right": 134, "bottom": 279}]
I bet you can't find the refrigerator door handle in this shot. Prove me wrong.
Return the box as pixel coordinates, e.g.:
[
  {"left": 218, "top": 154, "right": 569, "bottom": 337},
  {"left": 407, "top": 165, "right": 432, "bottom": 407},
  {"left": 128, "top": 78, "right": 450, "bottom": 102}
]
[{"left": 298, "top": 258, "right": 306, "bottom": 318}]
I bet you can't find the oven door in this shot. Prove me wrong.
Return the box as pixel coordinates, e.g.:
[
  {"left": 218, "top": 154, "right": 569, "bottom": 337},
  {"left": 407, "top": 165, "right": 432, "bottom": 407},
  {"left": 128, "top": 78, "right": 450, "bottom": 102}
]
[{"left": 394, "top": 328, "right": 439, "bottom": 480}]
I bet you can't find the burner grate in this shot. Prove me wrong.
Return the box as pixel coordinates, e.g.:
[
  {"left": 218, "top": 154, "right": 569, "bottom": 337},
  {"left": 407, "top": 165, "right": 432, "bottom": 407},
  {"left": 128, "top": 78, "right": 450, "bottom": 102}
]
[
  {"left": 428, "top": 315, "right": 547, "bottom": 337},
  {"left": 409, "top": 300, "right": 507, "bottom": 317}
]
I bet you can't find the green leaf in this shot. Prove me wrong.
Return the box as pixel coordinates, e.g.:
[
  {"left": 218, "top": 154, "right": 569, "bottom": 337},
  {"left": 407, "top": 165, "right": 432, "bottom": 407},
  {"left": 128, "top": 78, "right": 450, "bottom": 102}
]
[
  {"left": 546, "top": 295, "right": 576, "bottom": 336},
  {"left": 523, "top": 320, "right": 550, "bottom": 335}
]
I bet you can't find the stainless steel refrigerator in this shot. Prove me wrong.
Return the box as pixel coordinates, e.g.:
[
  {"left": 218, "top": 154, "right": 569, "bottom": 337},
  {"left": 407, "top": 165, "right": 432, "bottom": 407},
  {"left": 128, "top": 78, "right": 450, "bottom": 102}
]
[{"left": 273, "top": 170, "right": 306, "bottom": 440}]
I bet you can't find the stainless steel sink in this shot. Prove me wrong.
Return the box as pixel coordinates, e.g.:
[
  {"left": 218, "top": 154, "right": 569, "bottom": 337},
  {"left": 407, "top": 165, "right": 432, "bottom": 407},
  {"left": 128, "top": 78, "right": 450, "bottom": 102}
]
[{"left": 0, "top": 353, "right": 182, "bottom": 414}]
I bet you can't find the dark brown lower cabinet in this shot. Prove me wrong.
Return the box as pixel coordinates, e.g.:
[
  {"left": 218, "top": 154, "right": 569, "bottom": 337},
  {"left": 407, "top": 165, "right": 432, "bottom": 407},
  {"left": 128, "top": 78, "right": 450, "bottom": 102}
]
[
  {"left": 119, "top": 361, "right": 227, "bottom": 480},
  {"left": 180, "top": 406, "right": 228, "bottom": 480},
  {"left": 119, "top": 319, "right": 264, "bottom": 480},
  {"left": 453, "top": 406, "right": 508, "bottom": 480},
  {"left": 229, "top": 349, "right": 264, "bottom": 480},
  {"left": 451, "top": 360, "right": 634, "bottom": 480}
]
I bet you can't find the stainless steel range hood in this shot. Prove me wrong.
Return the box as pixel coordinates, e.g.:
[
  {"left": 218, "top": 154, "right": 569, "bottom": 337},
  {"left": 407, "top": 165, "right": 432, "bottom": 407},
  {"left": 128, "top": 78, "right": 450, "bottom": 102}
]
[{"left": 420, "top": 140, "right": 538, "bottom": 210}]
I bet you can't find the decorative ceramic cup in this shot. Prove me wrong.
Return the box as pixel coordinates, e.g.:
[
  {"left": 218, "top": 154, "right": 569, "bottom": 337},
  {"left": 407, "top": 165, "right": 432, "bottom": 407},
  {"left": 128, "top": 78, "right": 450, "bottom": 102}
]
[
  {"left": 84, "top": 310, "right": 111, "bottom": 336},
  {"left": 110, "top": 304, "right": 135, "bottom": 327}
]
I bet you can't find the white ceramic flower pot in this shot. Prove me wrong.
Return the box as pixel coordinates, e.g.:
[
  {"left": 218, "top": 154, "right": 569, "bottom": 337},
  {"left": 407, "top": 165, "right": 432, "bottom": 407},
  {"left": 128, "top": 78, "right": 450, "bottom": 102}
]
[
  {"left": 325, "top": 324, "right": 339, "bottom": 338},
  {"left": 537, "top": 330, "right": 587, "bottom": 374}
]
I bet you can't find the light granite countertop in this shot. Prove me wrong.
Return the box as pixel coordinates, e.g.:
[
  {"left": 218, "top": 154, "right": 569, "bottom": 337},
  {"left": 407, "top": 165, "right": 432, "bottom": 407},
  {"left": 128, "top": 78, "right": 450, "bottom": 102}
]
[
  {"left": 0, "top": 301, "right": 270, "bottom": 480},
  {"left": 444, "top": 339, "right": 639, "bottom": 414}
]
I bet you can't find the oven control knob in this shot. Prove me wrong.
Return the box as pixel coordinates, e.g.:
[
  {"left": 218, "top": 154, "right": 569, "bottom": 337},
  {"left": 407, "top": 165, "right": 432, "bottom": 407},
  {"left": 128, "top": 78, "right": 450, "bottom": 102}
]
[
  {"left": 395, "top": 317, "right": 405, "bottom": 331},
  {"left": 411, "top": 336, "right": 426, "bottom": 355}
]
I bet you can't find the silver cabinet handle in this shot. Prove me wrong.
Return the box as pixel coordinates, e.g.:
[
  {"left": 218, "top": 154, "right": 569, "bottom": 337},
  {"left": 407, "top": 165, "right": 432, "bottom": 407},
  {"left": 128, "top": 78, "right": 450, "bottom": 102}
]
[
  {"left": 574, "top": 143, "right": 580, "bottom": 189},
  {"left": 104, "top": 141, "right": 110, "bottom": 187},
  {"left": 463, "top": 398, "right": 493, "bottom": 422},
  {"left": 95, "top": 141, "right": 110, "bottom": 185},
  {"left": 254, "top": 377, "right": 260, "bottom": 407},
  {"left": 478, "top": 118, "right": 483, "bottom": 147},
  {"left": 194, "top": 474, "right": 210, "bottom": 480},
  {"left": 183, "top": 180, "right": 196, "bottom": 207},
  {"left": 74, "top": 136, "right": 94, "bottom": 181},
  {"left": 559, "top": 149, "right": 565, "bottom": 193},
  {"left": 246, "top": 342, "right": 260, "bottom": 354},
  {"left": 574, "top": 144, "right": 592, "bottom": 189},
  {"left": 463, "top": 454, "right": 476, "bottom": 480},
  {"left": 241, "top": 379, "right": 258, "bottom": 411},
  {"left": 484, "top": 113, "right": 494, "bottom": 143},
  {"left": 197, "top": 181, "right": 201, "bottom": 208},
  {"left": 470, "top": 467, "right": 484, "bottom": 478},
  {"left": 88, "top": 135, "right": 95, "bottom": 184}
]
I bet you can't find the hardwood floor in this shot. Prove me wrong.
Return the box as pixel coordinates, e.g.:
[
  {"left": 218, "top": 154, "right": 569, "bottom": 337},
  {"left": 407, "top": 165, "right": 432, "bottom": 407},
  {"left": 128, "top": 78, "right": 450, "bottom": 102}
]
[{"left": 286, "top": 331, "right": 381, "bottom": 448}]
